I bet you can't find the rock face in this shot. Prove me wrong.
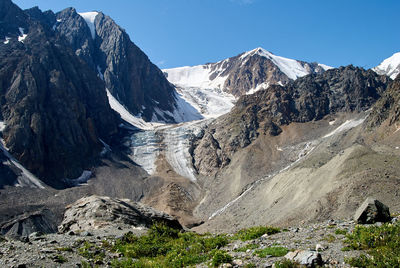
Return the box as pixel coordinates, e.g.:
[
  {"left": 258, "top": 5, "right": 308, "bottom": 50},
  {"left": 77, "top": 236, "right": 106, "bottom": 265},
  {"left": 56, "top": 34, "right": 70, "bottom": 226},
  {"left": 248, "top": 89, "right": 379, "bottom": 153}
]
[
  {"left": 0, "top": 1, "right": 118, "bottom": 187},
  {"left": 354, "top": 198, "right": 391, "bottom": 224},
  {"left": 0, "top": 209, "right": 57, "bottom": 238},
  {"left": 58, "top": 195, "right": 183, "bottom": 233},
  {"left": 367, "top": 74, "right": 400, "bottom": 129},
  {"left": 49, "top": 8, "right": 178, "bottom": 122},
  {"left": 193, "top": 66, "right": 390, "bottom": 175}
]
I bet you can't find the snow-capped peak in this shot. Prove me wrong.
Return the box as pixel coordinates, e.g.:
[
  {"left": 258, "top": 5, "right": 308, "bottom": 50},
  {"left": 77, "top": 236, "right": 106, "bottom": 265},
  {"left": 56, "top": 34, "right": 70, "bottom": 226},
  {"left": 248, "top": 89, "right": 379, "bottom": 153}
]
[
  {"left": 373, "top": 52, "right": 400, "bottom": 80},
  {"left": 241, "top": 47, "right": 332, "bottom": 80},
  {"left": 78, "top": 12, "right": 98, "bottom": 39}
]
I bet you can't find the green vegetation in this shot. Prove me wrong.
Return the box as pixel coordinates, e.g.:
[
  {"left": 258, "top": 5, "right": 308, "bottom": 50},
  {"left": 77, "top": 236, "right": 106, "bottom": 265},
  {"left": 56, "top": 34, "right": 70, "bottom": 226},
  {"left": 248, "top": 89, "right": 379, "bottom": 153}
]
[
  {"left": 211, "top": 250, "right": 232, "bottom": 267},
  {"left": 233, "top": 226, "right": 280, "bottom": 241},
  {"left": 53, "top": 254, "right": 68, "bottom": 263},
  {"left": 234, "top": 243, "right": 259, "bottom": 252},
  {"left": 344, "top": 223, "right": 400, "bottom": 267},
  {"left": 335, "top": 228, "right": 348, "bottom": 235},
  {"left": 244, "top": 263, "right": 257, "bottom": 268},
  {"left": 111, "top": 223, "right": 229, "bottom": 267},
  {"left": 78, "top": 241, "right": 106, "bottom": 264},
  {"left": 254, "top": 246, "right": 288, "bottom": 258}
]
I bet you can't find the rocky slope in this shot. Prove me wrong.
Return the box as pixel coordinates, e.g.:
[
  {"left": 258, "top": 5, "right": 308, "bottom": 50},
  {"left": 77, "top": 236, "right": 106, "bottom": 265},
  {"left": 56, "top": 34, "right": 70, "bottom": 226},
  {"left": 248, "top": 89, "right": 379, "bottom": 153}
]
[
  {"left": 0, "top": 0, "right": 118, "bottom": 187},
  {"left": 192, "top": 66, "right": 390, "bottom": 176}
]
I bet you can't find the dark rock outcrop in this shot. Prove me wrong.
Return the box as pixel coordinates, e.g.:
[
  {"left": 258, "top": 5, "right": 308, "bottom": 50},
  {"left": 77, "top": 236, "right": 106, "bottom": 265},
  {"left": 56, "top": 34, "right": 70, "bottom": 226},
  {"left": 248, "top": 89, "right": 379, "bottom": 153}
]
[
  {"left": 0, "top": 209, "right": 57, "bottom": 238},
  {"left": 354, "top": 197, "right": 391, "bottom": 224},
  {"left": 366, "top": 74, "right": 399, "bottom": 129},
  {"left": 58, "top": 195, "right": 183, "bottom": 233},
  {"left": 0, "top": 2, "right": 118, "bottom": 187},
  {"left": 193, "top": 66, "right": 390, "bottom": 175}
]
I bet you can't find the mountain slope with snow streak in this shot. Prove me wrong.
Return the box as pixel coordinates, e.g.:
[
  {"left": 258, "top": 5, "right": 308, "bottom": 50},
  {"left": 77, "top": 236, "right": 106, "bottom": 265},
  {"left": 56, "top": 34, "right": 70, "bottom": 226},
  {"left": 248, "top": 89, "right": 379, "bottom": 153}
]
[{"left": 373, "top": 52, "right": 400, "bottom": 80}]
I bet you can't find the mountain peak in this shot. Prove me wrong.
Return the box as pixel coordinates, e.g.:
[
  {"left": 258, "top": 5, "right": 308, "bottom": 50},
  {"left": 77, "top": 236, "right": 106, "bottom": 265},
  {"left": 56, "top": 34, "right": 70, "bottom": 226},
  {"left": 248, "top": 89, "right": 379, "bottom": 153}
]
[{"left": 373, "top": 52, "right": 400, "bottom": 80}]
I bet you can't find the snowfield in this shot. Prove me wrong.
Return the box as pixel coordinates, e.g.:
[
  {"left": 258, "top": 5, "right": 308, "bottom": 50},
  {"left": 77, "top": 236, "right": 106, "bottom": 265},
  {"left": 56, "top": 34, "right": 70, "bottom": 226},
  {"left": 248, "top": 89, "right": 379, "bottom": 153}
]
[{"left": 78, "top": 12, "right": 98, "bottom": 39}]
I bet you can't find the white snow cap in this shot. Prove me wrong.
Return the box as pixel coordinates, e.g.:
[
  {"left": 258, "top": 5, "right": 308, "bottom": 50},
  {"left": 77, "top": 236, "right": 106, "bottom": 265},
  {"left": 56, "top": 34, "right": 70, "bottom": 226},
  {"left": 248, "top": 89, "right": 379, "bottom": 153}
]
[
  {"left": 242, "top": 47, "right": 332, "bottom": 80},
  {"left": 373, "top": 52, "right": 400, "bottom": 80},
  {"left": 78, "top": 12, "right": 99, "bottom": 39}
]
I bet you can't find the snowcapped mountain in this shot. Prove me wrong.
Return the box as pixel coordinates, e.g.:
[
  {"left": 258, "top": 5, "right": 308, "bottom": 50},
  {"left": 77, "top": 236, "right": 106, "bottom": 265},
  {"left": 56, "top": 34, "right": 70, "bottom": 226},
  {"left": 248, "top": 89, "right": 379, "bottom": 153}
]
[
  {"left": 164, "top": 47, "right": 332, "bottom": 97},
  {"left": 373, "top": 52, "right": 400, "bottom": 80},
  {"left": 163, "top": 47, "right": 332, "bottom": 118}
]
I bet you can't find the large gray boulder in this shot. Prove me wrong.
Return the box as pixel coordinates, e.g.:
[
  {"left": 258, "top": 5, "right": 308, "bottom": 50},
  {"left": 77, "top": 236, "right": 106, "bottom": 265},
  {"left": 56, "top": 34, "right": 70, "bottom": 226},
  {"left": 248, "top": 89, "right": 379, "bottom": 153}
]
[
  {"left": 284, "top": 250, "right": 323, "bottom": 267},
  {"left": 354, "top": 197, "right": 391, "bottom": 224},
  {"left": 58, "top": 195, "right": 182, "bottom": 233}
]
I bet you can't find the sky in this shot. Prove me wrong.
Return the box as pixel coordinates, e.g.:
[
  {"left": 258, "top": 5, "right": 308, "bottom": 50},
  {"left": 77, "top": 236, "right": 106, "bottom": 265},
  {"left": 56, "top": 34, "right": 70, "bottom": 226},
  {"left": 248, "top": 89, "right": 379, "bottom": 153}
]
[{"left": 13, "top": 0, "right": 400, "bottom": 69}]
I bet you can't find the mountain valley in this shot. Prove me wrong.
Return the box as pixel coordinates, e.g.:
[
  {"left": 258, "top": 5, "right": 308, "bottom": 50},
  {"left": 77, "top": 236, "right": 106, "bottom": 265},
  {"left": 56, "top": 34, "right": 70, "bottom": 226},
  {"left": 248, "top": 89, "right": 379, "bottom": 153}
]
[{"left": 1, "top": 0, "right": 400, "bottom": 267}]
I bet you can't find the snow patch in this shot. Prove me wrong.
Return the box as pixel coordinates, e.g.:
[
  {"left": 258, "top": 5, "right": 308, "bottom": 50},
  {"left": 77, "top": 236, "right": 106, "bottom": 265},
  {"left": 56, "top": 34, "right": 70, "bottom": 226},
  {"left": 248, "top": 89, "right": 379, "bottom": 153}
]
[
  {"left": 0, "top": 140, "right": 45, "bottom": 189},
  {"left": 106, "top": 89, "right": 163, "bottom": 130},
  {"left": 18, "top": 27, "right": 27, "bottom": 43},
  {"left": 65, "top": 170, "right": 92, "bottom": 186},
  {"left": 3, "top": 37, "right": 10, "bottom": 44},
  {"left": 324, "top": 118, "right": 365, "bottom": 138},
  {"left": 373, "top": 52, "right": 400, "bottom": 80},
  {"left": 163, "top": 64, "right": 229, "bottom": 90},
  {"left": 175, "top": 86, "right": 236, "bottom": 118},
  {"left": 78, "top": 12, "right": 98, "bottom": 39},
  {"left": 97, "top": 65, "right": 104, "bottom": 80},
  {"left": 0, "top": 121, "right": 5, "bottom": 132}
]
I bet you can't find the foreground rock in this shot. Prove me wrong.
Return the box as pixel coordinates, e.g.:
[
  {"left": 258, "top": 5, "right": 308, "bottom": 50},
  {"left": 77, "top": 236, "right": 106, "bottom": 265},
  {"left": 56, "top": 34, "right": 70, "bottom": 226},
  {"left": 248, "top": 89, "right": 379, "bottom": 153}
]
[
  {"left": 284, "top": 250, "right": 323, "bottom": 267},
  {"left": 58, "top": 195, "right": 183, "bottom": 233},
  {"left": 354, "top": 197, "right": 391, "bottom": 224}
]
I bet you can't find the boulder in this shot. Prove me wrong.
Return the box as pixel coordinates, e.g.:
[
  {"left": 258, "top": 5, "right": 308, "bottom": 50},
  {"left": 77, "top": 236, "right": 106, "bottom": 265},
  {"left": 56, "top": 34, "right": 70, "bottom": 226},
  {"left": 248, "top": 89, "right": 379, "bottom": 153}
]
[
  {"left": 284, "top": 250, "right": 323, "bottom": 267},
  {"left": 354, "top": 198, "right": 391, "bottom": 224},
  {"left": 0, "top": 209, "right": 57, "bottom": 239},
  {"left": 58, "top": 195, "right": 182, "bottom": 233}
]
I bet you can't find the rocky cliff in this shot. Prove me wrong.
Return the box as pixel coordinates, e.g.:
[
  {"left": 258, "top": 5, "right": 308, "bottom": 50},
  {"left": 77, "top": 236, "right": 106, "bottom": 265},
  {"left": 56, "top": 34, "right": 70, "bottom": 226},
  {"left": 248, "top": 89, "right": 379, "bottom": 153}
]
[
  {"left": 0, "top": 0, "right": 118, "bottom": 187},
  {"left": 46, "top": 8, "right": 179, "bottom": 122}
]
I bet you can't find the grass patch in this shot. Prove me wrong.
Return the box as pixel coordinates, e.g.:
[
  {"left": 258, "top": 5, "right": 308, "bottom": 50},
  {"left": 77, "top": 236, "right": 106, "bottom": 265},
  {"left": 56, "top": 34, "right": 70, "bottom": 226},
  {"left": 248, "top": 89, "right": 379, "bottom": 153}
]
[
  {"left": 233, "top": 226, "right": 280, "bottom": 241},
  {"left": 112, "top": 222, "right": 229, "bottom": 267},
  {"left": 244, "top": 263, "right": 256, "bottom": 268},
  {"left": 335, "top": 228, "right": 348, "bottom": 235},
  {"left": 254, "top": 246, "right": 288, "bottom": 258},
  {"left": 234, "top": 243, "right": 259, "bottom": 252},
  {"left": 344, "top": 222, "right": 400, "bottom": 267}
]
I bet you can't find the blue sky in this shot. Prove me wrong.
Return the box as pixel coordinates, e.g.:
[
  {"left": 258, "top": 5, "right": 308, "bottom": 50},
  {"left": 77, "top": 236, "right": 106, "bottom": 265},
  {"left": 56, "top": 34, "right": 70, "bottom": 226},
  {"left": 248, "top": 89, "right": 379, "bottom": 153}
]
[{"left": 13, "top": 0, "right": 400, "bottom": 69}]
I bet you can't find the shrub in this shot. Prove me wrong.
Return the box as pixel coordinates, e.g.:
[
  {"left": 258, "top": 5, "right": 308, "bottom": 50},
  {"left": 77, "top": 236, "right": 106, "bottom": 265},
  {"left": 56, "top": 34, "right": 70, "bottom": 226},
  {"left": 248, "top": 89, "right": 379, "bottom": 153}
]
[
  {"left": 234, "top": 226, "right": 280, "bottom": 241},
  {"left": 211, "top": 250, "right": 232, "bottom": 267}
]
